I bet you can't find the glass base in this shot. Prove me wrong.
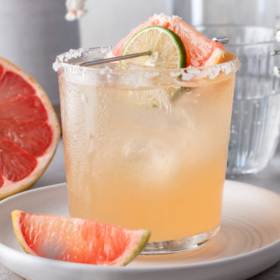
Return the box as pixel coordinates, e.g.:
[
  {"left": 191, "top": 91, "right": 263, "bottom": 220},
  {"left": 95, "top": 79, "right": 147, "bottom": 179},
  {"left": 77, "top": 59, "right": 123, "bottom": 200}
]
[{"left": 141, "top": 226, "right": 220, "bottom": 255}]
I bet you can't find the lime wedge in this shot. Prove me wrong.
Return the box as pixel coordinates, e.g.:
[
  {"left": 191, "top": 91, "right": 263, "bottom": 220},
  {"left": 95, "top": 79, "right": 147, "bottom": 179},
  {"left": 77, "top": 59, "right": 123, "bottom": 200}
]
[{"left": 121, "top": 26, "right": 186, "bottom": 69}]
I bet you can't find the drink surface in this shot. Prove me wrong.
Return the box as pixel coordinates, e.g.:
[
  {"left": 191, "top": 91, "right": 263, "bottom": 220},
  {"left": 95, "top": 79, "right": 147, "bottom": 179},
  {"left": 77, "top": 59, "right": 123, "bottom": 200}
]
[{"left": 59, "top": 71, "right": 235, "bottom": 242}]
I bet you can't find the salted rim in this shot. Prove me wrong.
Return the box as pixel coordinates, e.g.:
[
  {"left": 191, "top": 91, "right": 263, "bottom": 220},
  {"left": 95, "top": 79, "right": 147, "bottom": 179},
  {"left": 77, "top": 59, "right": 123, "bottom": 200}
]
[{"left": 53, "top": 47, "right": 241, "bottom": 80}]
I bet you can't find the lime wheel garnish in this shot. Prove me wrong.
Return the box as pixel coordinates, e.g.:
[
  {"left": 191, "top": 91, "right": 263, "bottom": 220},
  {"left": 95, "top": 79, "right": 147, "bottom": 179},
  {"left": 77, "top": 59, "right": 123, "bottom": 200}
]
[
  {"left": 121, "top": 26, "right": 187, "bottom": 105},
  {"left": 121, "top": 26, "right": 186, "bottom": 69}
]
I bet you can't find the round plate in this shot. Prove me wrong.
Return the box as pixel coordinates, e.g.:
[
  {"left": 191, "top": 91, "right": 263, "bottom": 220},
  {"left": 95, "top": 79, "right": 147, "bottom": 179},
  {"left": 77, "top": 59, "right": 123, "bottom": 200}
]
[{"left": 0, "top": 180, "right": 280, "bottom": 280}]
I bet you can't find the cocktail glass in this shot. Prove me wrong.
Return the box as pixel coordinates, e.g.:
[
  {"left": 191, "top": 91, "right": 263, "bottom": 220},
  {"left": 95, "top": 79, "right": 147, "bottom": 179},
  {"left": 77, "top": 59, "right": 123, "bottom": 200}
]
[{"left": 55, "top": 47, "right": 240, "bottom": 254}]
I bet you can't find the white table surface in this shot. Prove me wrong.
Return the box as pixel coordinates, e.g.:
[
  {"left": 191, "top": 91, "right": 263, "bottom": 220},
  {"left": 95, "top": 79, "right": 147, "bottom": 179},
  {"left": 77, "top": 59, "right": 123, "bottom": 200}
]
[{"left": 1, "top": 139, "right": 280, "bottom": 280}]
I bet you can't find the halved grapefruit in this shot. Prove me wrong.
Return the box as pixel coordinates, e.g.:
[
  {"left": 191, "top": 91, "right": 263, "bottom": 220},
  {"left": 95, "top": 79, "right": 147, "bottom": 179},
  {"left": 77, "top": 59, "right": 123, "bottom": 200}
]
[
  {"left": 0, "top": 57, "right": 60, "bottom": 200},
  {"left": 112, "top": 13, "right": 235, "bottom": 67},
  {"left": 12, "top": 210, "right": 151, "bottom": 266}
]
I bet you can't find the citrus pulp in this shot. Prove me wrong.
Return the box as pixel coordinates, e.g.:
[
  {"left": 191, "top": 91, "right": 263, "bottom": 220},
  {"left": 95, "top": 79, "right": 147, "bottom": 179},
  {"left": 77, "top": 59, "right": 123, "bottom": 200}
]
[
  {"left": 0, "top": 57, "right": 60, "bottom": 200},
  {"left": 12, "top": 210, "right": 151, "bottom": 266}
]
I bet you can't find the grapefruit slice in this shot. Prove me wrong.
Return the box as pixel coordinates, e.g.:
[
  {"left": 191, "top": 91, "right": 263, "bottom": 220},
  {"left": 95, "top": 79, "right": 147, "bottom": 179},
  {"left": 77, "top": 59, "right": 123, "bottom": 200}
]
[
  {"left": 12, "top": 210, "right": 151, "bottom": 266},
  {"left": 204, "top": 47, "right": 236, "bottom": 66},
  {"left": 0, "top": 57, "right": 60, "bottom": 200},
  {"left": 112, "top": 13, "right": 234, "bottom": 67}
]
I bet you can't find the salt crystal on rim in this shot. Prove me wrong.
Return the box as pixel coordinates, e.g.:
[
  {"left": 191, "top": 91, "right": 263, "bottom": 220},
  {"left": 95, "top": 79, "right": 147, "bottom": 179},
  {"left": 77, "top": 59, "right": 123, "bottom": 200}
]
[
  {"left": 199, "top": 71, "right": 208, "bottom": 78},
  {"left": 53, "top": 48, "right": 89, "bottom": 71},
  {"left": 170, "top": 71, "right": 181, "bottom": 77},
  {"left": 179, "top": 58, "right": 241, "bottom": 80},
  {"left": 181, "top": 72, "right": 194, "bottom": 81},
  {"left": 52, "top": 61, "right": 60, "bottom": 72}
]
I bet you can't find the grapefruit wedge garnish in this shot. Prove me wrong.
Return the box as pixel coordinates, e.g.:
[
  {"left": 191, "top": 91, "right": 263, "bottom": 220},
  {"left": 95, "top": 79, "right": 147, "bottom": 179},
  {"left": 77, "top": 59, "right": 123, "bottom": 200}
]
[
  {"left": 0, "top": 57, "right": 60, "bottom": 200},
  {"left": 204, "top": 47, "right": 236, "bottom": 66},
  {"left": 112, "top": 13, "right": 235, "bottom": 67},
  {"left": 12, "top": 210, "right": 151, "bottom": 266}
]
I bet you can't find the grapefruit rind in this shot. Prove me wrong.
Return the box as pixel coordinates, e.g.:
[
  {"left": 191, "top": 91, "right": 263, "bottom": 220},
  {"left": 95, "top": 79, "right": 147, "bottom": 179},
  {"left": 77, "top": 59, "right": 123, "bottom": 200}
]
[
  {"left": 116, "top": 229, "right": 151, "bottom": 266},
  {"left": 0, "top": 57, "right": 60, "bottom": 200},
  {"left": 12, "top": 210, "right": 36, "bottom": 255},
  {"left": 12, "top": 210, "right": 151, "bottom": 266}
]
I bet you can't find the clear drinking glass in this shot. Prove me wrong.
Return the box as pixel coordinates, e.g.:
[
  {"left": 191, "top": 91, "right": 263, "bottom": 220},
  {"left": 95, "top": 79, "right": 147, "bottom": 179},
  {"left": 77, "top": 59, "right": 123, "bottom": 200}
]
[
  {"left": 55, "top": 47, "right": 239, "bottom": 254},
  {"left": 197, "top": 25, "right": 280, "bottom": 175}
]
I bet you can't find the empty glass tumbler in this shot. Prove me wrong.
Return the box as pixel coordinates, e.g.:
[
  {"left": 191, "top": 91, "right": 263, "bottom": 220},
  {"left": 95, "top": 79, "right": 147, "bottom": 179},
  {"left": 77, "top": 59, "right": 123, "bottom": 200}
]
[{"left": 198, "top": 25, "right": 280, "bottom": 174}]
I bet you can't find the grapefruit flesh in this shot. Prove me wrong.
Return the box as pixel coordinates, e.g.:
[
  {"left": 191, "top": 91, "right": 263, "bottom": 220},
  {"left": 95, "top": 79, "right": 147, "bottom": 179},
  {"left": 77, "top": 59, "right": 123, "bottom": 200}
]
[
  {"left": 204, "top": 47, "right": 236, "bottom": 66},
  {"left": 112, "top": 13, "right": 234, "bottom": 67},
  {"left": 12, "top": 210, "right": 151, "bottom": 266},
  {"left": 0, "top": 57, "right": 60, "bottom": 200}
]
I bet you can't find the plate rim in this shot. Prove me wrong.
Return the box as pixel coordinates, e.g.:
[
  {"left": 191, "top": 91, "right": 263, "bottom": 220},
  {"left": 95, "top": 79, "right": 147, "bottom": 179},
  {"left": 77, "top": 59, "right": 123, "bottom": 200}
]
[{"left": 0, "top": 180, "right": 280, "bottom": 273}]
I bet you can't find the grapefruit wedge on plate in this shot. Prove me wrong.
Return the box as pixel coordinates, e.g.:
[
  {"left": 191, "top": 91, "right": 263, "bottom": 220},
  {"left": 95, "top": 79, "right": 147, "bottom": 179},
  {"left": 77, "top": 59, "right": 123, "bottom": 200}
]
[
  {"left": 12, "top": 210, "right": 151, "bottom": 266},
  {"left": 0, "top": 57, "right": 60, "bottom": 200}
]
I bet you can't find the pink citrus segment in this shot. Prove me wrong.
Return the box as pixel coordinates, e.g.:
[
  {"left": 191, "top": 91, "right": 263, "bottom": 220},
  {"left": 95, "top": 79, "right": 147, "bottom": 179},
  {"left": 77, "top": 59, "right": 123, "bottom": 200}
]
[
  {"left": 0, "top": 120, "right": 53, "bottom": 157},
  {"left": 0, "top": 57, "right": 60, "bottom": 199},
  {"left": 112, "top": 13, "right": 227, "bottom": 67},
  {"left": 12, "top": 211, "right": 151, "bottom": 266},
  {"left": 0, "top": 173, "right": 4, "bottom": 186},
  {"left": 0, "top": 136, "right": 37, "bottom": 182},
  {"left": 0, "top": 65, "right": 3, "bottom": 78},
  {"left": 204, "top": 47, "right": 236, "bottom": 66}
]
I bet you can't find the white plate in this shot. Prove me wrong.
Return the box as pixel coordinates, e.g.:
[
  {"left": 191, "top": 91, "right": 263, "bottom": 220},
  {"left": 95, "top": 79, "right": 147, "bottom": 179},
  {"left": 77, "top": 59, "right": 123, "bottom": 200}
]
[{"left": 1, "top": 180, "right": 280, "bottom": 280}]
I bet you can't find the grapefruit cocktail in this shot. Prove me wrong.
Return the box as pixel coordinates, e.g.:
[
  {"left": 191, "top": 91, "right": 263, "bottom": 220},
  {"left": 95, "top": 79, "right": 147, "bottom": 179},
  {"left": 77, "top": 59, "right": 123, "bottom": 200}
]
[{"left": 55, "top": 14, "right": 240, "bottom": 254}]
